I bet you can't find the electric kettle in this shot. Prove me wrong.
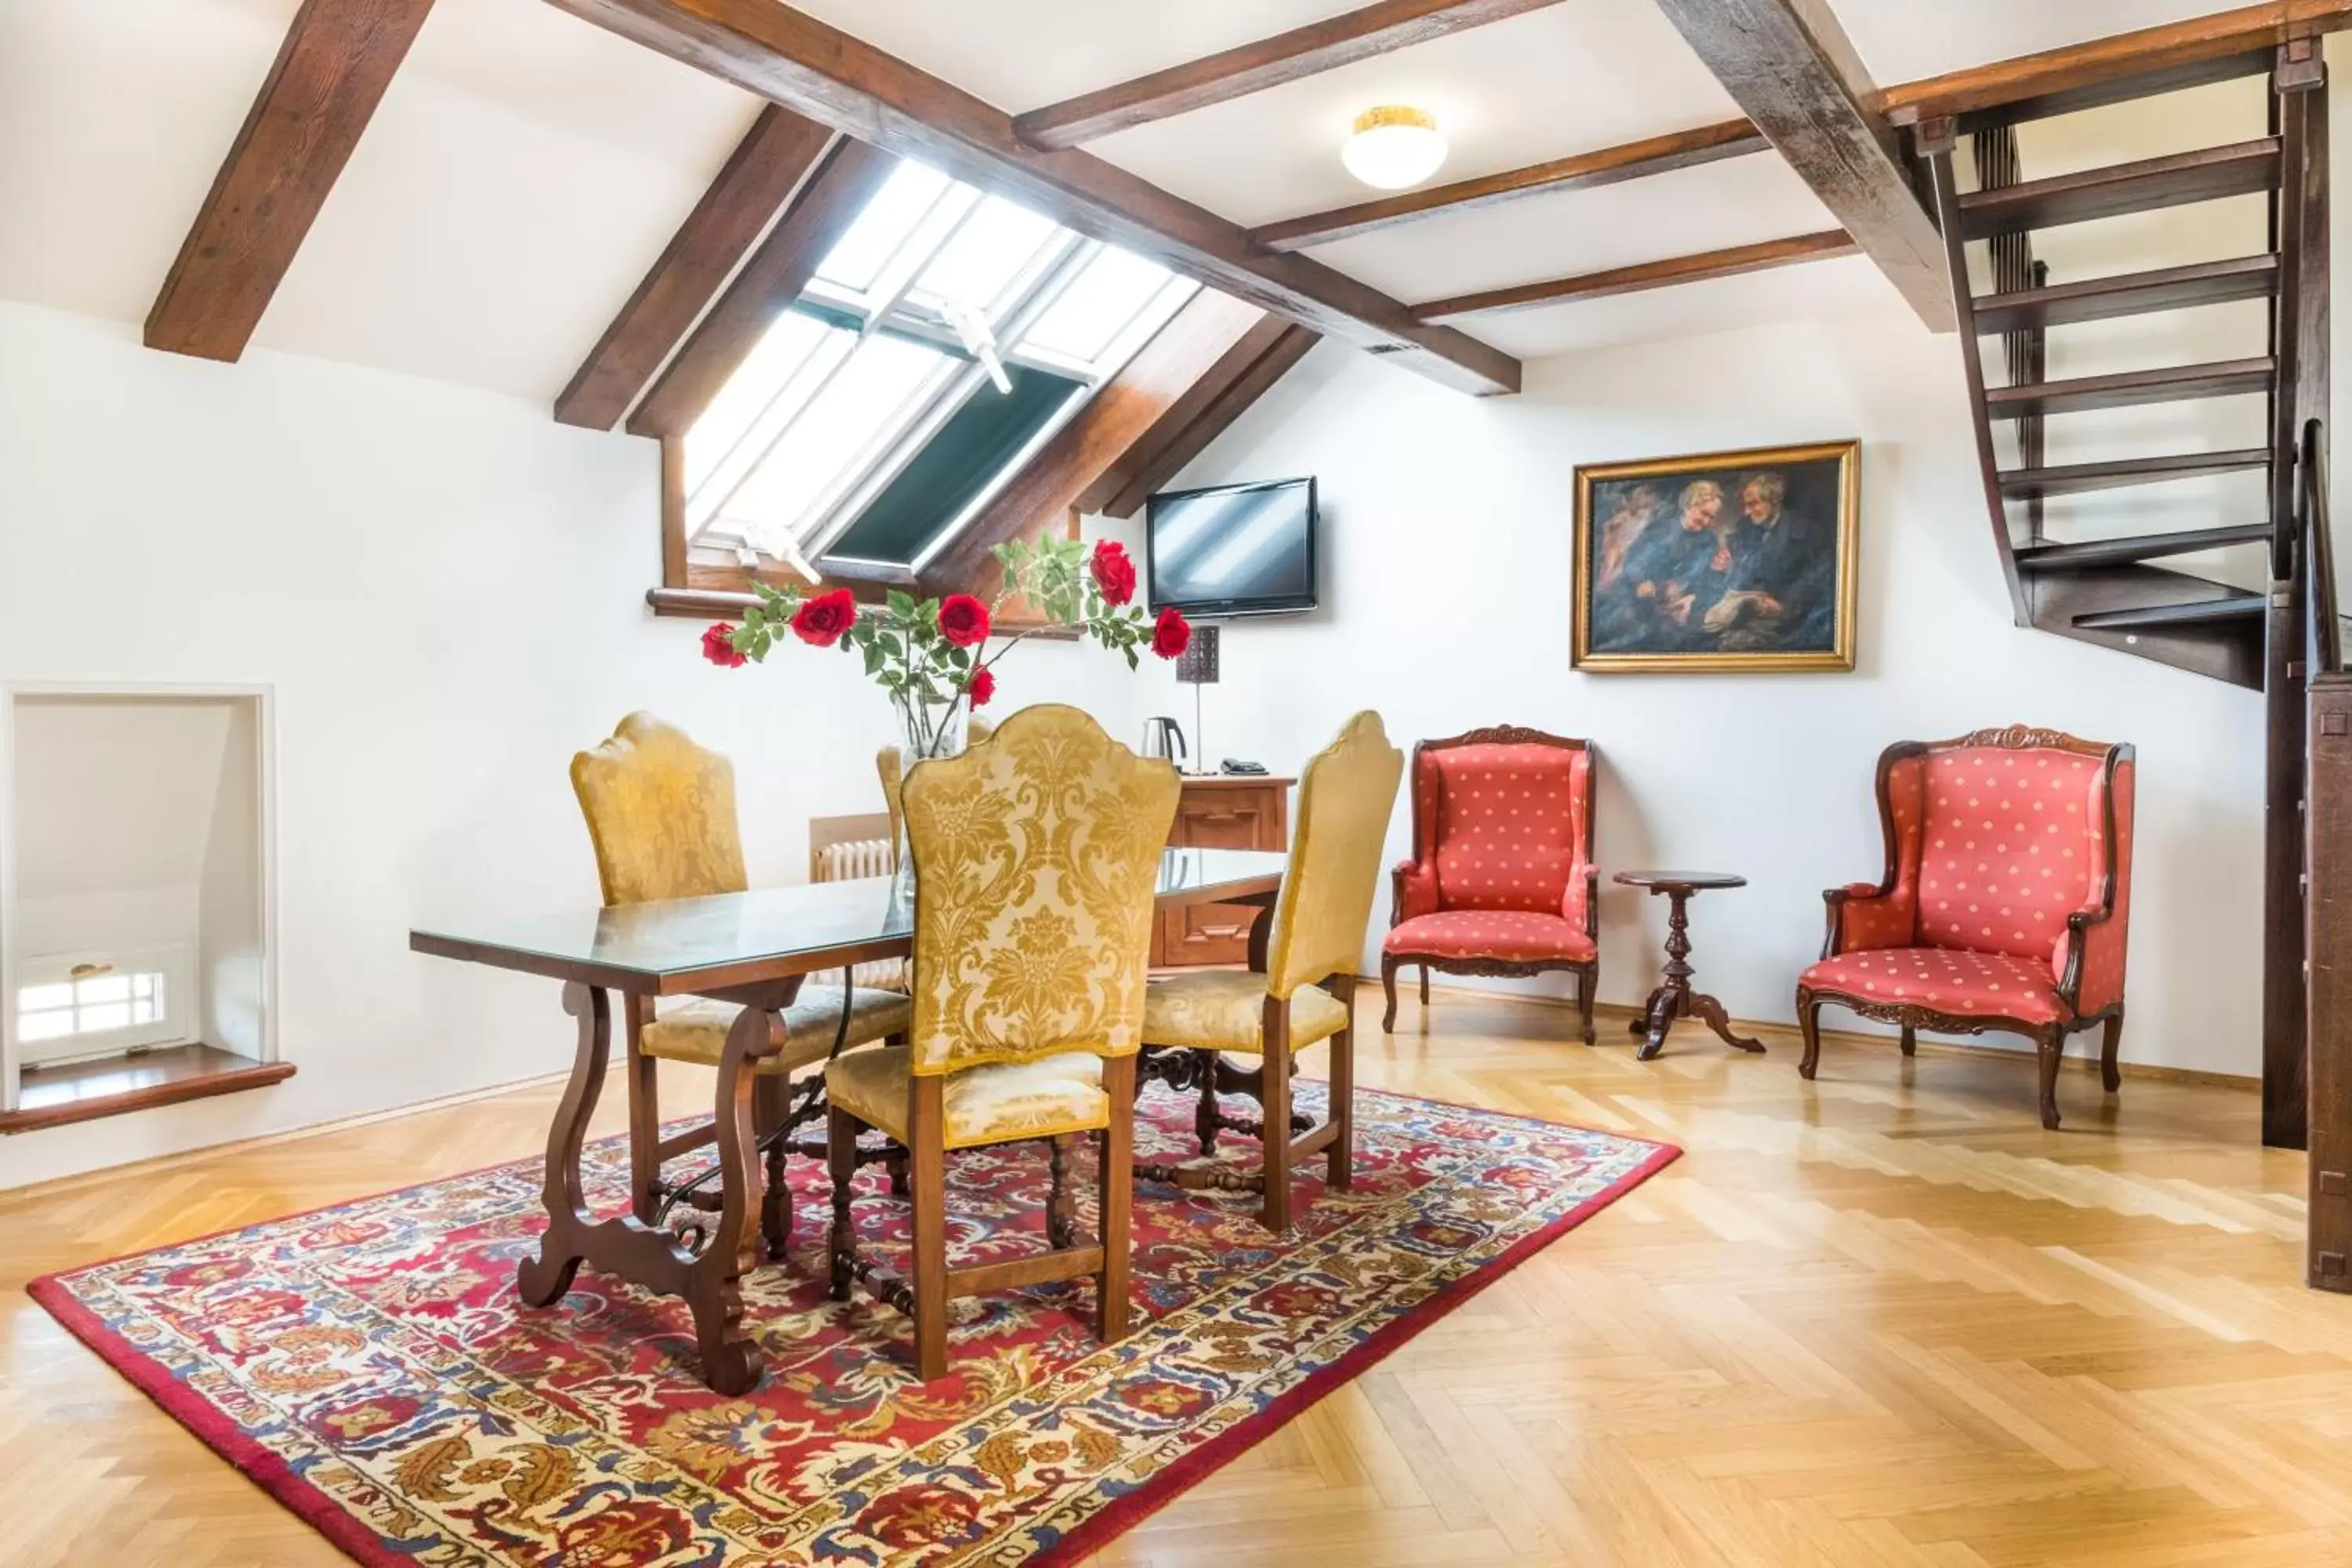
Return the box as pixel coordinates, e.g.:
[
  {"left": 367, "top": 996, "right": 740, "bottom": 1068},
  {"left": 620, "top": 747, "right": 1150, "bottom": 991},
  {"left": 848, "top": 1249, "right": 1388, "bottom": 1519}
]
[{"left": 1141, "top": 716, "right": 1188, "bottom": 767}]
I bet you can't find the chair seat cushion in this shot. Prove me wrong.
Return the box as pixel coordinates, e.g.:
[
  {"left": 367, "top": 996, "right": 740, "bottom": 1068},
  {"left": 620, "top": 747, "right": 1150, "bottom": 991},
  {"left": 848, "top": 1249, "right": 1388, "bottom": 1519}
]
[
  {"left": 826, "top": 1045, "right": 1109, "bottom": 1149},
  {"left": 1142, "top": 971, "right": 1351, "bottom": 1054},
  {"left": 641, "top": 986, "right": 912, "bottom": 1076},
  {"left": 1385, "top": 910, "right": 1596, "bottom": 964},
  {"left": 1801, "top": 946, "right": 2067, "bottom": 1025}
]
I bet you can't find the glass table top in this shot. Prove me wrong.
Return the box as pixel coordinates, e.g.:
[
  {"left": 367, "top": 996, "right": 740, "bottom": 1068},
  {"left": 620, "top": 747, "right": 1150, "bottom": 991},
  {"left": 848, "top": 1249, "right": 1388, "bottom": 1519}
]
[{"left": 410, "top": 848, "right": 1288, "bottom": 994}]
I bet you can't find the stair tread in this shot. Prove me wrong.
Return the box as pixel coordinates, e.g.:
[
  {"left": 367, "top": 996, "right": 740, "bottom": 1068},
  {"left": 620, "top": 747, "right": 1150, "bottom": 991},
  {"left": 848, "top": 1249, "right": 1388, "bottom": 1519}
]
[
  {"left": 1960, "top": 139, "right": 2280, "bottom": 238},
  {"left": 2016, "top": 524, "right": 2274, "bottom": 572},
  {"left": 1999, "top": 448, "right": 2272, "bottom": 499},
  {"left": 1972, "top": 256, "right": 2278, "bottom": 333},
  {"left": 2072, "top": 593, "right": 2266, "bottom": 630},
  {"left": 1986, "top": 357, "right": 2274, "bottom": 417}
]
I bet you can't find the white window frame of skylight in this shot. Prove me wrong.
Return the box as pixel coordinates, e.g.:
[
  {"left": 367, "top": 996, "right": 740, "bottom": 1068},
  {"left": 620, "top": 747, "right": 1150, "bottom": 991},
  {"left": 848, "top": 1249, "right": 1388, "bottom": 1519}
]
[{"left": 689, "top": 177, "right": 1201, "bottom": 568}]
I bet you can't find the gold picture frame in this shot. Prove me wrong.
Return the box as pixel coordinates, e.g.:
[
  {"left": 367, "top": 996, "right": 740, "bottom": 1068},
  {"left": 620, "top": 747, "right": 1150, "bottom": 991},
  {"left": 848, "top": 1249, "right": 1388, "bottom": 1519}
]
[{"left": 1572, "top": 439, "right": 1860, "bottom": 673}]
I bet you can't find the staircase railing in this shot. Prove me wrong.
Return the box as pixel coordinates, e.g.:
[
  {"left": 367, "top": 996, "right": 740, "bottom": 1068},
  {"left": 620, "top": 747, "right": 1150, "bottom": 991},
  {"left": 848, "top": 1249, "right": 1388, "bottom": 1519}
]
[
  {"left": 2307, "top": 419, "right": 2339, "bottom": 677},
  {"left": 2304, "top": 417, "right": 2351, "bottom": 1290}
]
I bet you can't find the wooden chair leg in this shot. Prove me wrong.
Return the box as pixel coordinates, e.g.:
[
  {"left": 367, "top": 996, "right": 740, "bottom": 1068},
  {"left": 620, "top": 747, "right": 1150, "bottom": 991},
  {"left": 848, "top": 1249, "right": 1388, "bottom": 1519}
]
[
  {"left": 908, "top": 1077, "right": 949, "bottom": 1381},
  {"left": 1577, "top": 967, "right": 1598, "bottom": 1047},
  {"left": 2037, "top": 1026, "right": 2065, "bottom": 1131},
  {"left": 1419, "top": 964, "right": 1432, "bottom": 1007},
  {"left": 1796, "top": 988, "right": 1824, "bottom": 1080},
  {"left": 1899, "top": 1024, "right": 1918, "bottom": 1057},
  {"left": 755, "top": 1073, "right": 791, "bottom": 1259},
  {"left": 2100, "top": 1010, "right": 2125, "bottom": 1093},
  {"left": 1327, "top": 1005, "right": 1355, "bottom": 1193},
  {"left": 1259, "top": 998, "right": 1294, "bottom": 1234},
  {"left": 623, "top": 997, "right": 661, "bottom": 1224},
  {"left": 1098, "top": 1055, "right": 1134, "bottom": 1345},
  {"left": 1046, "top": 1135, "right": 1076, "bottom": 1250},
  {"left": 1193, "top": 1049, "right": 1220, "bottom": 1157},
  {"left": 826, "top": 1105, "right": 859, "bottom": 1302}
]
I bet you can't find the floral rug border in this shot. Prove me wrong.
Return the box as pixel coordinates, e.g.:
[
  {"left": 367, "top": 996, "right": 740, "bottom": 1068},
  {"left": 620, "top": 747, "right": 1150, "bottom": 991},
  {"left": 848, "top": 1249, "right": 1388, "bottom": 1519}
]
[{"left": 29, "top": 1093, "right": 1679, "bottom": 1566}]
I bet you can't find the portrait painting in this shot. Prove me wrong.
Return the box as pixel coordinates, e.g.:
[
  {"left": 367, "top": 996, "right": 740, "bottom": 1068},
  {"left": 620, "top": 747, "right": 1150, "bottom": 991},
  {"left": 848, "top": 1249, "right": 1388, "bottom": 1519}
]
[{"left": 1572, "top": 440, "right": 1860, "bottom": 673}]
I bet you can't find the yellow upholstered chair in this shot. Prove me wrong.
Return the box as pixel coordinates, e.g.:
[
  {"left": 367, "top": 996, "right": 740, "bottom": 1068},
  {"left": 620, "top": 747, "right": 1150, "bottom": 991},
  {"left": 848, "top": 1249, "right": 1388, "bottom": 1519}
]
[
  {"left": 877, "top": 715, "right": 992, "bottom": 869},
  {"left": 572, "top": 713, "right": 911, "bottom": 1254},
  {"left": 1139, "top": 710, "right": 1403, "bottom": 1232},
  {"left": 827, "top": 704, "right": 1179, "bottom": 1381}
]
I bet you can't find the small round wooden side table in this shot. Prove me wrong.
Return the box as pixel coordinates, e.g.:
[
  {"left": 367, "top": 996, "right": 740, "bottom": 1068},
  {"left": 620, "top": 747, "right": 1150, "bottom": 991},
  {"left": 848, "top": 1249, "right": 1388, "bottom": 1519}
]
[{"left": 1613, "top": 871, "right": 1766, "bottom": 1062}]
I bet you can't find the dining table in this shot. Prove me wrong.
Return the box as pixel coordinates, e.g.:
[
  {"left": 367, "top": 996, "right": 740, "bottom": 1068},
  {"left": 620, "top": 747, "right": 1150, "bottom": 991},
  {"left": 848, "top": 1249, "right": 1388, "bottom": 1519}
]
[{"left": 408, "top": 846, "right": 1290, "bottom": 1393}]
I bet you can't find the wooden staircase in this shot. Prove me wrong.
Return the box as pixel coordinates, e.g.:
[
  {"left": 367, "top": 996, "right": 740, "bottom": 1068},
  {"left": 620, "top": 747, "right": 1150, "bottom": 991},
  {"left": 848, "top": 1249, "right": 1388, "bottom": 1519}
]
[{"left": 1912, "top": 41, "right": 2335, "bottom": 1156}]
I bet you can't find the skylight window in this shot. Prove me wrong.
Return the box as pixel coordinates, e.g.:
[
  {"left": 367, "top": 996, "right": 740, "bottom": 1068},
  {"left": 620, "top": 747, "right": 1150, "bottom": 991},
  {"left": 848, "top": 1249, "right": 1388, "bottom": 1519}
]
[{"left": 681, "top": 159, "right": 1199, "bottom": 572}]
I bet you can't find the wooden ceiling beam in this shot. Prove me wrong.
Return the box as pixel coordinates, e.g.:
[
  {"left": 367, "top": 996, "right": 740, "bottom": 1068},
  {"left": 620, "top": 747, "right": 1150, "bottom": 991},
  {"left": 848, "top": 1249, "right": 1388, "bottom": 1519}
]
[
  {"left": 1099, "top": 324, "right": 1319, "bottom": 520},
  {"left": 916, "top": 292, "right": 1283, "bottom": 595},
  {"left": 146, "top": 0, "right": 437, "bottom": 361},
  {"left": 1252, "top": 118, "right": 1766, "bottom": 252},
  {"left": 538, "top": 0, "right": 1520, "bottom": 396},
  {"left": 1010, "top": 0, "right": 1566, "bottom": 151},
  {"left": 1411, "top": 230, "right": 1856, "bottom": 321},
  {"left": 1649, "top": 0, "right": 1950, "bottom": 331},
  {"left": 626, "top": 136, "right": 898, "bottom": 439},
  {"left": 555, "top": 105, "right": 836, "bottom": 430}
]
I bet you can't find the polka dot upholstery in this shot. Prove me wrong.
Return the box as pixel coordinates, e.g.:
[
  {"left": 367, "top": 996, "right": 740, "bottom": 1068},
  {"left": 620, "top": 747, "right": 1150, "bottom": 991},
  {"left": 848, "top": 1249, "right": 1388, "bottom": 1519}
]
[
  {"left": 1385, "top": 909, "right": 1597, "bottom": 964},
  {"left": 1410, "top": 742, "right": 1592, "bottom": 925},
  {"left": 1799, "top": 947, "right": 2066, "bottom": 1025}
]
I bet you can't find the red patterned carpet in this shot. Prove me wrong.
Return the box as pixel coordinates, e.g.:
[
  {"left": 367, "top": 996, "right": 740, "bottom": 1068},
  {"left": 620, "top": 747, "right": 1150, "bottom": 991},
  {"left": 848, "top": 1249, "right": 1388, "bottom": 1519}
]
[{"left": 32, "top": 1081, "right": 1674, "bottom": 1566}]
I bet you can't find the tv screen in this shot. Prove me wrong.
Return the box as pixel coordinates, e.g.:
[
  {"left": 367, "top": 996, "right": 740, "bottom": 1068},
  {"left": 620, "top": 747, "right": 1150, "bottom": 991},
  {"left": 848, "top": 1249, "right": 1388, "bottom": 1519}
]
[{"left": 1145, "top": 477, "right": 1317, "bottom": 616}]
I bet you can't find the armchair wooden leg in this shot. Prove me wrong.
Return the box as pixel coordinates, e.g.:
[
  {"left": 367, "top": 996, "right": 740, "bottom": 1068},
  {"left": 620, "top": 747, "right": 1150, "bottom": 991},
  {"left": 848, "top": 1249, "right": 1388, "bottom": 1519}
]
[
  {"left": 1899, "top": 1024, "right": 1917, "bottom": 1058},
  {"left": 2100, "top": 1011, "right": 2125, "bottom": 1094},
  {"left": 1098, "top": 1056, "right": 1134, "bottom": 1345},
  {"left": 826, "top": 1105, "right": 859, "bottom": 1303},
  {"left": 1796, "top": 988, "right": 1824, "bottom": 1080},
  {"left": 1258, "top": 1000, "right": 1295, "bottom": 1234},
  {"left": 2036, "top": 1026, "right": 2065, "bottom": 1131},
  {"left": 1419, "top": 965, "right": 1432, "bottom": 1007},
  {"left": 1577, "top": 967, "right": 1598, "bottom": 1047},
  {"left": 1380, "top": 955, "right": 1400, "bottom": 1033},
  {"left": 909, "top": 1078, "right": 949, "bottom": 1381}
]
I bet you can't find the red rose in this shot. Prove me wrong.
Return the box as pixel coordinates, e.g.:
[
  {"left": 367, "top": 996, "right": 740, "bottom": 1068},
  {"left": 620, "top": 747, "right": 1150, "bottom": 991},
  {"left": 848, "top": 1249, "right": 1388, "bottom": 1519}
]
[
  {"left": 1089, "top": 539, "right": 1137, "bottom": 606},
  {"left": 790, "top": 588, "right": 857, "bottom": 648},
  {"left": 700, "top": 622, "right": 746, "bottom": 668},
  {"left": 967, "top": 666, "right": 996, "bottom": 708},
  {"left": 1151, "top": 605, "right": 1191, "bottom": 660},
  {"left": 937, "top": 593, "right": 990, "bottom": 648}
]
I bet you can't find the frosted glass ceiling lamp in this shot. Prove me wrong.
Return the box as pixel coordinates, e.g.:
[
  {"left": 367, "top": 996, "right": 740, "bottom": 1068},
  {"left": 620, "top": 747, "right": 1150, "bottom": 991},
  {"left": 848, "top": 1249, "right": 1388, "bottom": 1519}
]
[{"left": 1341, "top": 106, "right": 1446, "bottom": 191}]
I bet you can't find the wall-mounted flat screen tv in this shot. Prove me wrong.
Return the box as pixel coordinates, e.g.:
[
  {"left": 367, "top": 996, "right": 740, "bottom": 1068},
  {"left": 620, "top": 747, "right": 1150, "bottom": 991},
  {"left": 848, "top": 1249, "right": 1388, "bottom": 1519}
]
[{"left": 1144, "top": 477, "right": 1317, "bottom": 617}]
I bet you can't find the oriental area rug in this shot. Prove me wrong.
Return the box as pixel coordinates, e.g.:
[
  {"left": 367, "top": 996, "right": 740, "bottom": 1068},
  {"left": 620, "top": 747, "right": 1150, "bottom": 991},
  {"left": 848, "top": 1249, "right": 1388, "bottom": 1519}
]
[{"left": 31, "top": 1083, "right": 1675, "bottom": 1567}]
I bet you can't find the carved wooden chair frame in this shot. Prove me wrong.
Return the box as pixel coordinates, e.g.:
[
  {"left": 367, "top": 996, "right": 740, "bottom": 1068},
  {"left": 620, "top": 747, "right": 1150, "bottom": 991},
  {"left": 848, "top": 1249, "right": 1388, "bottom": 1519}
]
[
  {"left": 1796, "top": 724, "right": 2132, "bottom": 1130},
  {"left": 1380, "top": 725, "right": 1600, "bottom": 1043}
]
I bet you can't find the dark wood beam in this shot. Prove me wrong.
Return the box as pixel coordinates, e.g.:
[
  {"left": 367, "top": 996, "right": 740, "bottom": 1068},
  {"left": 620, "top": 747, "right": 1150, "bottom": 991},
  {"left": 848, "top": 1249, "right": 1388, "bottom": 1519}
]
[
  {"left": 1099, "top": 325, "right": 1319, "bottom": 519},
  {"left": 917, "top": 292, "right": 1277, "bottom": 596},
  {"left": 539, "top": 0, "right": 1520, "bottom": 396},
  {"left": 1411, "top": 230, "right": 1856, "bottom": 321},
  {"left": 1251, "top": 118, "right": 1766, "bottom": 252},
  {"left": 556, "top": 106, "right": 835, "bottom": 430},
  {"left": 1078, "top": 313, "right": 1305, "bottom": 516},
  {"left": 1880, "top": 0, "right": 2352, "bottom": 128},
  {"left": 1649, "top": 0, "right": 1950, "bottom": 331},
  {"left": 146, "top": 0, "right": 437, "bottom": 361},
  {"left": 1011, "top": 0, "right": 1566, "bottom": 151},
  {"left": 626, "top": 136, "right": 897, "bottom": 439}
]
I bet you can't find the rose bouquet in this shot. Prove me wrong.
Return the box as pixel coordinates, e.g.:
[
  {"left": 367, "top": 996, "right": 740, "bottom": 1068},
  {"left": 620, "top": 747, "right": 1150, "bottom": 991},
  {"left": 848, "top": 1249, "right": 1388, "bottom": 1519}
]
[{"left": 700, "top": 534, "right": 1190, "bottom": 762}]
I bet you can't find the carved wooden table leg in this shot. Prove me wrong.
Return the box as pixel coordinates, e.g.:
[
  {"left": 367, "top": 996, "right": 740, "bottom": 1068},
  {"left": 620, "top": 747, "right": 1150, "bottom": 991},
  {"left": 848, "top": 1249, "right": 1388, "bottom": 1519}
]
[
  {"left": 517, "top": 982, "right": 611, "bottom": 1308},
  {"left": 1616, "top": 875, "right": 1766, "bottom": 1062}
]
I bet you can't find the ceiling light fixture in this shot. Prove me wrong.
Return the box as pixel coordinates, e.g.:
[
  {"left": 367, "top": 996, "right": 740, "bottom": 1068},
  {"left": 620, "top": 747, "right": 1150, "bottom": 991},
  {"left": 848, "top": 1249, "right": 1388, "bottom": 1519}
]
[{"left": 1341, "top": 105, "right": 1446, "bottom": 191}]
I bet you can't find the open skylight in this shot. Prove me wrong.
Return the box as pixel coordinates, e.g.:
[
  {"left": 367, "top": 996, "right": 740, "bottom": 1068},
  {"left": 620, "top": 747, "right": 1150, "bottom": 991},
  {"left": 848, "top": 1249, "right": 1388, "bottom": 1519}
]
[{"left": 681, "top": 161, "right": 1199, "bottom": 573}]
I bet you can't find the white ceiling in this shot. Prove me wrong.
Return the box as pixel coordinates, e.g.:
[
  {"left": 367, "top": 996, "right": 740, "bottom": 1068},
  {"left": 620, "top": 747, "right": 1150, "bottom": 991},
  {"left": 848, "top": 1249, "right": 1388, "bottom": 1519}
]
[{"left": 0, "top": 0, "right": 2274, "bottom": 402}]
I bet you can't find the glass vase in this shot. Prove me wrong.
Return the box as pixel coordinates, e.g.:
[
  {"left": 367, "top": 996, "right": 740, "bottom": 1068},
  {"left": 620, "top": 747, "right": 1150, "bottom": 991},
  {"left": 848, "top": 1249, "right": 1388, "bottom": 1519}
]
[{"left": 890, "top": 698, "right": 967, "bottom": 895}]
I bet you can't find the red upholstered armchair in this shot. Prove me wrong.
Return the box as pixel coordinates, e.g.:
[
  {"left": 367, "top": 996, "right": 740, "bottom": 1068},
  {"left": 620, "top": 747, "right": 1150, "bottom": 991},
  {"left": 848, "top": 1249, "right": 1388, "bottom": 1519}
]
[
  {"left": 1382, "top": 726, "right": 1599, "bottom": 1041},
  {"left": 1796, "top": 726, "right": 2135, "bottom": 1130}
]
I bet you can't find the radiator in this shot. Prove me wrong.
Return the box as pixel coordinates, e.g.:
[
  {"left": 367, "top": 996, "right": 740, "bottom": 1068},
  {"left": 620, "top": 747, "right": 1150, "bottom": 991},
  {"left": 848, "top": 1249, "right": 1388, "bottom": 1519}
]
[{"left": 811, "top": 837, "right": 905, "bottom": 992}]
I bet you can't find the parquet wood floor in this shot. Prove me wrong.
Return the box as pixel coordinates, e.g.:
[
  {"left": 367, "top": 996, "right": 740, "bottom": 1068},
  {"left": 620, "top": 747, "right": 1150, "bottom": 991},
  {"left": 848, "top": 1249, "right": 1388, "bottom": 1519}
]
[{"left": 2, "top": 991, "right": 2343, "bottom": 1566}]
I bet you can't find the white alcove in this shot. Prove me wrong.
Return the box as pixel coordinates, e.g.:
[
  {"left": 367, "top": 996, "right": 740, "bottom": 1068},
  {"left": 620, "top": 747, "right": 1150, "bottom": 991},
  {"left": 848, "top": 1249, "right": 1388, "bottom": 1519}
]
[{"left": 1, "top": 688, "right": 276, "bottom": 1121}]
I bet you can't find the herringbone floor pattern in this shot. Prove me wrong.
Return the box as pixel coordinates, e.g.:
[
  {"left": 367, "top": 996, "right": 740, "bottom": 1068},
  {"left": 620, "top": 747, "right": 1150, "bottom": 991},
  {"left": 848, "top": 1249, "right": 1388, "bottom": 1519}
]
[{"left": 3, "top": 992, "right": 2344, "bottom": 1566}]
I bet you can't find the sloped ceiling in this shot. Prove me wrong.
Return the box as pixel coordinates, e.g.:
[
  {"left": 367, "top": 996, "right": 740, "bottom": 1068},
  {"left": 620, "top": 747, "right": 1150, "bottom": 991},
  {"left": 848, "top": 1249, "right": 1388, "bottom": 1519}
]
[{"left": 0, "top": 0, "right": 2274, "bottom": 399}]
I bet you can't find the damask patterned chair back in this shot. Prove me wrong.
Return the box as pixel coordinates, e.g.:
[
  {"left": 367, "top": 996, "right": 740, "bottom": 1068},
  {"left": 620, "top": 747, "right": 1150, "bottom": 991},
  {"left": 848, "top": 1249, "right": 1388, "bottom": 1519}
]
[
  {"left": 571, "top": 713, "right": 747, "bottom": 906},
  {"left": 1412, "top": 735, "right": 1594, "bottom": 927},
  {"left": 901, "top": 705, "right": 1179, "bottom": 1075},
  {"left": 1264, "top": 711, "right": 1404, "bottom": 1000},
  {"left": 879, "top": 715, "right": 993, "bottom": 868}
]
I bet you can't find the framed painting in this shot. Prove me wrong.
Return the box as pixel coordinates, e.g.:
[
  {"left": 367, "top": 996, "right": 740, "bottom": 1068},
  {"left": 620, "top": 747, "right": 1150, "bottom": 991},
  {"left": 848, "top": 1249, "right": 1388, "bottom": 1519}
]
[{"left": 1572, "top": 439, "right": 1860, "bottom": 673}]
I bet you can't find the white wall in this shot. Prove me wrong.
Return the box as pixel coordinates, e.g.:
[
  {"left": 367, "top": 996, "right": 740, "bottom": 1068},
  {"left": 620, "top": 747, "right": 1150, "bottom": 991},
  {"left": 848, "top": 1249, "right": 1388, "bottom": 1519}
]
[
  {"left": 198, "top": 696, "right": 266, "bottom": 1059},
  {"left": 1132, "top": 314, "right": 2267, "bottom": 1077},
  {"left": 0, "top": 299, "right": 1135, "bottom": 1187}
]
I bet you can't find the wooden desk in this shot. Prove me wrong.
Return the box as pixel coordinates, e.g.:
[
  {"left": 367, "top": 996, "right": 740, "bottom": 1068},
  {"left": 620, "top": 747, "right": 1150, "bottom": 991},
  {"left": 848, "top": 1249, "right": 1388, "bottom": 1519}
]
[
  {"left": 409, "top": 849, "right": 1288, "bottom": 1394},
  {"left": 1156, "top": 775, "right": 1294, "bottom": 967}
]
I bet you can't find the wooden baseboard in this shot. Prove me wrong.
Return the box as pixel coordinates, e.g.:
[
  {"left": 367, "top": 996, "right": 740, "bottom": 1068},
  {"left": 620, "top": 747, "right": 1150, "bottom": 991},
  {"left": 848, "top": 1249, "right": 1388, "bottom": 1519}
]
[{"left": 1365, "top": 974, "right": 2260, "bottom": 1092}]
